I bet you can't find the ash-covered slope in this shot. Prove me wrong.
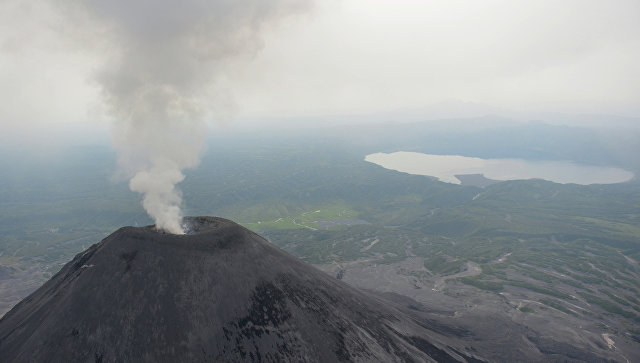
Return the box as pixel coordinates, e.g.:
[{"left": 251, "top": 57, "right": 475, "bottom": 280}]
[{"left": 0, "top": 217, "right": 483, "bottom": 362}]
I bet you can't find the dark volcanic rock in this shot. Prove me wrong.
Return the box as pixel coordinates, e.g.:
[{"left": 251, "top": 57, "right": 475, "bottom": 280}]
[{"left": 0, "top": 217, "right": 482, "bottom": 362}]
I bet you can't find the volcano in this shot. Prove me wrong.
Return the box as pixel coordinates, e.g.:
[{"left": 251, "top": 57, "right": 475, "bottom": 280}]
[{"left": 0, "top": 217, "right": 484, "bottom": 362}]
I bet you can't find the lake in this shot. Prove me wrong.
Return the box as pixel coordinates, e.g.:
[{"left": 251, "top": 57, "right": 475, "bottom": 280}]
[{"left": 365, "top": 152, "right": 635, "bottom": 185}]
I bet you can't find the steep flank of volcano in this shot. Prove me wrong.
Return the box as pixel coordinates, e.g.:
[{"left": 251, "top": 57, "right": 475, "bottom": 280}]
[{"left": 0, "top": 217, "right": 483, "bottom": 362}]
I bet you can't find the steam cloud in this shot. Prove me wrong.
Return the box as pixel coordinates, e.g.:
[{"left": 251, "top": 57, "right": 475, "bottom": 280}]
[{"left": 64, "top": 0, "right": 311, "bottom": 233}]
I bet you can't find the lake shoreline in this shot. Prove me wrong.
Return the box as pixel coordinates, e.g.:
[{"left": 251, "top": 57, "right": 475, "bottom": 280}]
[{"left": 365, "top": 152, "right": 634, "bottom": 185}]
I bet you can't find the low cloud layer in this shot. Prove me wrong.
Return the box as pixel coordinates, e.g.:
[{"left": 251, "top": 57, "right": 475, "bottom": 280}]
[
  {"left": 1, "top": 1, "right": 638, "bottom": 135},
  {"left": 229, "top": 0, "right": 640, "bottom": 119}
]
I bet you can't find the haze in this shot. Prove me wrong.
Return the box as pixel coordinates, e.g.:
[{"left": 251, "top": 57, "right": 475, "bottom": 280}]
[
  {"left": 2, "top": 1, "right": 640, "bottom": 360},
  {"left": 1, "top": 0, "right": 639, "bottom": 136}
]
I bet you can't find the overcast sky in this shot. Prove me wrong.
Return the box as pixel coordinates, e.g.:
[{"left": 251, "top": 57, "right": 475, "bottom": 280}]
[{"left": 1, "top": 0, "right": 639, "bottom": 134}]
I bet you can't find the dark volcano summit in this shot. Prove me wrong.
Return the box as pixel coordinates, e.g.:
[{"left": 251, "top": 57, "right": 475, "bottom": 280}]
[{"left": 0, "top": 217, "right": 484, "bottom": 362}]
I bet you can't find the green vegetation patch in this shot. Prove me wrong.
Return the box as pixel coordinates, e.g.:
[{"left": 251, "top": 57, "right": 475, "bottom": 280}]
[
  {"left": 539, "top": 298, "right": 578, "bottom": 316},
  {"left": 519, "top": 305, "right": 535, "bottom": 313},
  {"left": 240, "top": 203, "right": 361, "bottom": 232},
  {"left": 578, "top": 292, "right": 640, "bottom": 322},
  {"left": 423, "top": 255, "right": 465, "bottom": 275}
]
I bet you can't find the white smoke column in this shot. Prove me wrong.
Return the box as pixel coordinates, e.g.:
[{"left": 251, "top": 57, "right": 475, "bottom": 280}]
[{"left": 63, "top": 0, "right": 312, "bottom": 233}]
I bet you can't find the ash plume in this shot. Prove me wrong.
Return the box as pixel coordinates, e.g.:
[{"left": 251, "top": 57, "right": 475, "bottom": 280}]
[{"left": 64, "top": 0, "right": 311, "bottom": 233}]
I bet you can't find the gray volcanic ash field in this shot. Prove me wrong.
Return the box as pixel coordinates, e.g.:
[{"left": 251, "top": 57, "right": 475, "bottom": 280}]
[{"left": 0, "top": 217, "right": 486, "bottom": 362}]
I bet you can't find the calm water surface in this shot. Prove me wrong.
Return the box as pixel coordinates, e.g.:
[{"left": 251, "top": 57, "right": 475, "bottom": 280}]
[{"left": 365, "top": 152, "right": 634, "bottom": 185}]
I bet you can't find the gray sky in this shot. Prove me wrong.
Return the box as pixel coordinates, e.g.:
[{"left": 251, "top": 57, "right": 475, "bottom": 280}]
[{"left": 1, "top": 0, "right": 639, "bottom": 134}]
